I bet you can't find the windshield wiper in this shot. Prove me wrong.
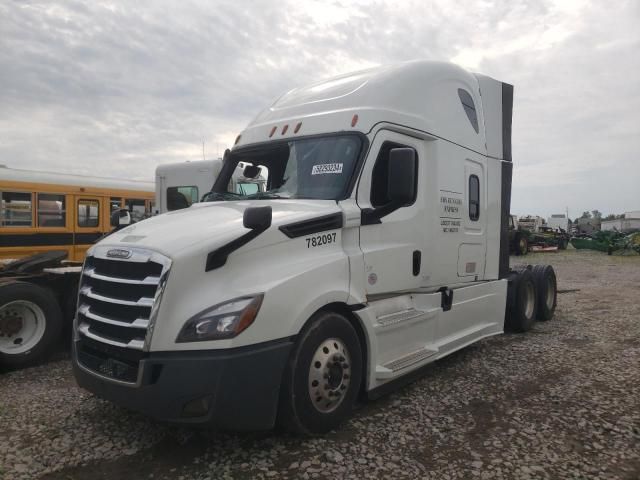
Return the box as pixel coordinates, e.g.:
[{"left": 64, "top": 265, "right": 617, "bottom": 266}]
[
  {"left": 202, "top": 191, "right": 242, "bottom": 202},
  {"left": 246, "top": 192, "right": 290, "bottom": 200}
]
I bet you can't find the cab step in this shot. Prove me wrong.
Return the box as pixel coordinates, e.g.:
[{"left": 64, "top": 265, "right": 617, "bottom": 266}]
[{"left": 376, "top": 347, "right": 438, "bottom": 379}]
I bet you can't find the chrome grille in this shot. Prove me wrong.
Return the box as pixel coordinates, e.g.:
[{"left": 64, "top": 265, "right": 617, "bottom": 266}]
[{"left": 75, "top": 246, "right": 171, "bottom": 352}]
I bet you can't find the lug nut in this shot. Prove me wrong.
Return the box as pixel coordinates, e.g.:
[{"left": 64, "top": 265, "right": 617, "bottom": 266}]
[{"left": 342, "top": 363, "right": 349, "bottom": 369}]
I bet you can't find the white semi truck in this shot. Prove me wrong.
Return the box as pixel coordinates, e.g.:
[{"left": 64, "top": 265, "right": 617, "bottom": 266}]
[
  {"left": 72, "top": 61, "right": 558, "bottom": 433},
  {"left": 155, "top": 159, "right": 266, "bottom": 214}
]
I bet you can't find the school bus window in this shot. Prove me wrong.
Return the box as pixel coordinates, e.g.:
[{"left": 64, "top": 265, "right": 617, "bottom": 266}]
[
  {"left": 1, "top": 191, "right": 33, "bottom": 227},
  {"left": 78, "top": 199, "right": 99, "bottom": 227},
  {"left": 110, "top": 197, "right": 122, "bottom": 211},
  {"left": 37, "top": 193, "right": 66, "bottom": 227},
  {"left": 125, "top": 198, "right": 146, "bottom": 222}
]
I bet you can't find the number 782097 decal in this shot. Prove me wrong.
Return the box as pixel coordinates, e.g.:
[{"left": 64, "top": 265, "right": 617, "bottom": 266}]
[{"left": 305, "top": 232, "right": 337, "bottom": 248}]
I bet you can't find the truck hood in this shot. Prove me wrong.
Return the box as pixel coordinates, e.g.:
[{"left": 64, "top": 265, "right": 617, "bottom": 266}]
[{"left": 98, "top": 200, "right": 342, "bottom": 258}]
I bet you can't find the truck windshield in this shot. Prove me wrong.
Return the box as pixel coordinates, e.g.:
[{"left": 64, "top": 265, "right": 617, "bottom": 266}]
[{"left": 204, "top": 135, "right": 362, "bottom": 201}]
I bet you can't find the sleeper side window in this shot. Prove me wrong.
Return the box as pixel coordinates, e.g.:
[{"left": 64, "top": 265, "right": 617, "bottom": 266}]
[
  {"left": 469, "top": 175, "right": 480, "bottom": 221},
  {"left": 370, "top": 142, "right": 418, "bottom": 208},
  {"left": 458, "top": 89, "right": 479, "bottom": 134}
]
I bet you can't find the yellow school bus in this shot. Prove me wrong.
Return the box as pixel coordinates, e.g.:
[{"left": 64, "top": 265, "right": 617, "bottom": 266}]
[{"left": 0, "top": 166, "right": 154, "bottom": 262}]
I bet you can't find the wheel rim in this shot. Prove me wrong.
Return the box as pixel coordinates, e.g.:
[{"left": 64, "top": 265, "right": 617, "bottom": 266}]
[
  {"left": 523, "top": 282, "right": 535, "bottom": 319},
  {"left": 519, "top": 238, "right": 527, "bottom": 254},
  {"left": 545, "top": 277, "right": 555, "bottom": 310},
  {"left": 308, "top": 338, "right": 351, "bottom": 413},
  {"left": 0, "top": 300, "right": 46, "bottom": 355}
]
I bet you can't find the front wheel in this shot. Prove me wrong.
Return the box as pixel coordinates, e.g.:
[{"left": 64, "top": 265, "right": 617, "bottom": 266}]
[
  {"left": 0, "top": 282, "right": 62, "bottom": 368},
  {"left": 278, "top": 311, "right": 363, "bottom": 434}
]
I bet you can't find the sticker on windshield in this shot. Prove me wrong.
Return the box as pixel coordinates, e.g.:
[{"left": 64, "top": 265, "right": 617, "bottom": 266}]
[{"left": 312, "top": 163, "right": 343, "bottom": 175}]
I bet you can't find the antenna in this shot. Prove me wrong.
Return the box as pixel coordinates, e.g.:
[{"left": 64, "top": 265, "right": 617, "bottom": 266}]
[{"left": 202, "top": 140, "right": 205, "bottom": 161}]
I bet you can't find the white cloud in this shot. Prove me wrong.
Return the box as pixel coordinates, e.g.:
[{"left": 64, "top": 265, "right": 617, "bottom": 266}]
[{"left": 0, "top": 0, "right": 638, "bottom": 217}]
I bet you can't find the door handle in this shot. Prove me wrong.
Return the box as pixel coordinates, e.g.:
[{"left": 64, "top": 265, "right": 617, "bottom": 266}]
[{"left": 412, "top": 250, "right": 421, "bottom": 276}]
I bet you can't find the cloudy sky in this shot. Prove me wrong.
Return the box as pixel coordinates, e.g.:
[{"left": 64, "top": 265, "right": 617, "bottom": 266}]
[{"left": 1, "top": 0, "right": 638, "bottom": 218}]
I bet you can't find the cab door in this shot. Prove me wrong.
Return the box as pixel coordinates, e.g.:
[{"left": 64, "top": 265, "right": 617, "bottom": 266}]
[
  {"left": 73, "top": 195, "right": 105, "bottom": 261},
  {"left": 357, "top": 130, "right": 426, "bottom": 296}
]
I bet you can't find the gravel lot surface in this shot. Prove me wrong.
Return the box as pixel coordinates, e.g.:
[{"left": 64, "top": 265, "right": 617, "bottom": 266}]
[{"left": 1, "top": 250, "right": 639, "bottom": 480}]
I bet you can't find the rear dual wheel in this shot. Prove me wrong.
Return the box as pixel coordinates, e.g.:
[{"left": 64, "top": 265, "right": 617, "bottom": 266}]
[
  {"left": 278, "top": 311, "right": 363, "bottom": 435},
  {"left": 532, "top": 265, "right": 557, "bottom": 321},
  {"left": 505, "top": 264, "right": 557, "bottom": 332}
]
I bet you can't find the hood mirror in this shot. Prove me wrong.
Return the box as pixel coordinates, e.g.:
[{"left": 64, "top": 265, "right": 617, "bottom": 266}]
[
  {"left": 111, "top": 209, "right": 132, "bottom": 229},
  {"left": 243, "top": 165, "right": 259, "bottom": 179},
  {"left": 243, "top": 206, "right": 272, "bottom": 231}
]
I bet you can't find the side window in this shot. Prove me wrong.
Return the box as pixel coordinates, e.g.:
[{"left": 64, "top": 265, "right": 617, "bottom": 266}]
[
  {"left": 125, "top": 198, "right": 147, "bottom": 221},
  {"left": 236, "top": 182, "right": 259, "bottom": 195},
  {"left": 38, "top": 194, "right": 66, "bottom": 227},
  {"left": 370, "top": 142, "right": 418, "bottom": 208},
  {"left": 458, "top": 89, "right": 479, "bottom": 134},
  {"left": 78, "top": 199, "right": 99, "bottom": 227},
  {"left": 166, "top": 187, "right": 198, "bottom": 211},
  {"left": 469, "top": 175, "right": 480, "bottom": 221},
  {"left": 1, "top": 191, "right": 33, "bottom": 227}
]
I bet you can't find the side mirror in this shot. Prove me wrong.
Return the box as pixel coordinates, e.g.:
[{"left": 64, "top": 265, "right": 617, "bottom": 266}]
[
  {"left": 361, "top": 147, "right": 417, "bottom": 225},
  {"left": 387, "top": 148, "right": 416, "bottom": 205},
  {"left": 243, "top": 206, "right": 272, "bottom": 231},
  {"left": 111, "top": 209, "right": 132, "bottom": 229},
  {"left": 243, "top": 165, "right": 259, "bottom": 179}
]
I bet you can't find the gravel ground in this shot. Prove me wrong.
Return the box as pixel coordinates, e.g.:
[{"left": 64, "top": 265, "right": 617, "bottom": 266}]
[{"left": 1, "top": 249, "right": 639, "bottom": 480}]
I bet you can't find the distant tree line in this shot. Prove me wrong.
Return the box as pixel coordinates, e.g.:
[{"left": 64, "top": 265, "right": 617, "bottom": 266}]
[{"left": 574, "top": 210, "right": 624, "bottom": 223}]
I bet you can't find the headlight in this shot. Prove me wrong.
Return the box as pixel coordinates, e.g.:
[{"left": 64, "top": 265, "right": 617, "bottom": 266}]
[{"left": 176, "top": 294, "right": 264, "bottom": 342}]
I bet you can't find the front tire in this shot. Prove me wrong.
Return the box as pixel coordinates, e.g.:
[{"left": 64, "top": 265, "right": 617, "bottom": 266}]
[
  {"left": 278, "top": 311, "right": 363, "bottom": 434},
  {"left": 0, "top": 282, "right": 63, "bottom": 368}
]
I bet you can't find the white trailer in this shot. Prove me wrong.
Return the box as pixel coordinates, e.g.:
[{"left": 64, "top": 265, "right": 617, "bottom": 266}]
[
  {"left": 155, "top": 159, "right": 266, "bottom": 214},
  {"left": 547, "top": 214, "right": 569, "bottom": 232},
  {"left": 72, "top": 61, "right": 557, "bottom": 433}
]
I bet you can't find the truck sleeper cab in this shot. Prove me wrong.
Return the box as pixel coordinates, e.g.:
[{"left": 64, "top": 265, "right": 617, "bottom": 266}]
[{"left": 72, "top": 61, "right": 557, "bottom": 433}]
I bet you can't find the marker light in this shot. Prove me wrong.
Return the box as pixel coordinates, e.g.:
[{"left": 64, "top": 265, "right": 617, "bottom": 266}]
[
  {"left": 294, "top": 122, "right": 302, "bottom": 133},
  {"left": 282, "top": 124, "right": 289, "bottom": 135},
  {"left": 351, "top": 114, "right": 359, "bottom": 127},
  {"left": 269, "top": 126, "right": 277, "bottom": 137},
  {"left": 176, "top": 295, "right": 264, "bottom": 342}
]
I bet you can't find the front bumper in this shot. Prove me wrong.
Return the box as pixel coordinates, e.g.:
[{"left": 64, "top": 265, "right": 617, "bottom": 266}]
[{"left": 72, "top": 336, "right": 293, "bottom": 430}]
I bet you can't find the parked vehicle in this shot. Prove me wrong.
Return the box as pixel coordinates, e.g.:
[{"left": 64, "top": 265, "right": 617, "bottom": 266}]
[
  {"left": 155, "top": 159, "right": 266, "bottom": 214},
  {"left": 518, "top": 215, "right": 546, "bottom": 233},
  {"left": 547, "top": 214, "right": 569, "bottom": 232},
  {"left": 0, "top": 165, "right": 154, "bottom": 262},
  {"left": 530, "top": 226, "right": 570, "bottom": 250},
  {"left": 508, "top": 215, "right": 529, "bottom": 256},
  {"left": 71, "top": 61, "right": 558, "bottom": 434}
]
